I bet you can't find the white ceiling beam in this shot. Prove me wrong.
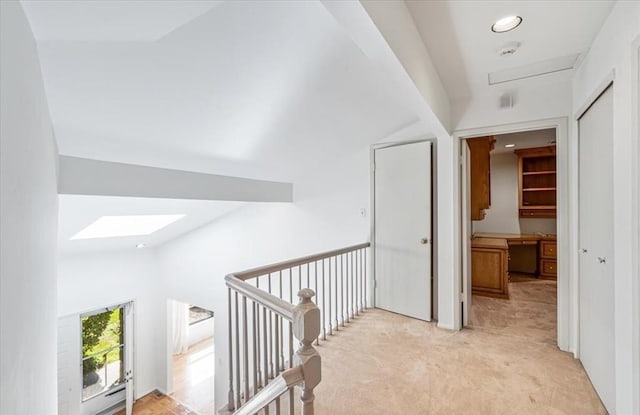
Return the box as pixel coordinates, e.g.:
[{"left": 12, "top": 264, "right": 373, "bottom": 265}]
[
  {"left": 321, "top": 0, "right": 451, "bottom": 137},
  {"left": 58, "top": 156, "right": 293, "bottom": 202}
]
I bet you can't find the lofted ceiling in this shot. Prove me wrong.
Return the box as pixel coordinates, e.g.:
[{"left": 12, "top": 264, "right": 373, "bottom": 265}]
[
  {"left": 21, "top": 1, "right": 222, "bottom": 42},
  {"left": 22, "top": 0, "right": 419, "bottom": 183},
  {"left": 58, "top": 195, "right": 248, "bottom": 255},
  {"left": 406, "top": 0, "right": 615, "bottom": 104}
]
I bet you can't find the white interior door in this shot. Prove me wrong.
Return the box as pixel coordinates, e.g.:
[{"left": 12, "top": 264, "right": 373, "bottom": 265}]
[
  {"left": 125, "top": 302, "right": 134, "bottom": 415},
  {"left": 578, "top": 84, "right": 615, "bottom": 413},
  {"left": 374, "top": 141, "right": 432, "bottom": 321}
]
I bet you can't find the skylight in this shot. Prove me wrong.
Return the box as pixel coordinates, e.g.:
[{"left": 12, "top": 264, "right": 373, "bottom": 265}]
[{"left": 70, "top": 214, "right": 185, "bottom": 240}]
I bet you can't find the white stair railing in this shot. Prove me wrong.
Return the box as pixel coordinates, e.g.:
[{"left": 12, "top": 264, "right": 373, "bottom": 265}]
[{"left": 222, "top": 243, "right": 370, "bottom": 415}]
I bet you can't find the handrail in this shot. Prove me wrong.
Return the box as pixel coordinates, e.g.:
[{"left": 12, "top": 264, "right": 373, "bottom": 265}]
[
  {"left": 224, "top": 242, "right": 370, "bottom": 415},
  {"left": 230, "top": 242, "right": 370, "bottom": 281},
  {"left": 232, "top": 366, "right": 304, "bottom": 415},
  {"left": 225, "top": 274, "right": 295, "bottom": 320}
]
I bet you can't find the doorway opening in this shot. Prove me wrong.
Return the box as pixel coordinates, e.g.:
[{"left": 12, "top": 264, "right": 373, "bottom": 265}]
[
  {"left": 167, "top": 299, "right": 215, "bottom": 415},
  {"left": 462, "top": 128, "right": 559, "bottom": 344}
]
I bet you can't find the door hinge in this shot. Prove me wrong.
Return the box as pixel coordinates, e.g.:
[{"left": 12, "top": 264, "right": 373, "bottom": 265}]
[{"left": 374, "top": 280, "right": 377, "bottom": 288}]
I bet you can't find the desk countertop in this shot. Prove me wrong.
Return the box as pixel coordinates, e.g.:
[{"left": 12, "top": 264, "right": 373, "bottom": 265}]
[
  {"left": 471, "top": 237, "right": 508, "bottom": 250},
  {"left": 473, "top": 232, "right": 556, "bottom": 241}
]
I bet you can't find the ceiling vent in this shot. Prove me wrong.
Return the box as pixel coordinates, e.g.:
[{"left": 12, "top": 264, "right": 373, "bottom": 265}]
[
  {"left": 488, "top": 54, "right": 580, "bottom": 85},
  {"left": 498, "top": 41, "right": 521, "bottom": 57},
  {"left": 499, "top": 93, "right": 514, "bottom": 109}
]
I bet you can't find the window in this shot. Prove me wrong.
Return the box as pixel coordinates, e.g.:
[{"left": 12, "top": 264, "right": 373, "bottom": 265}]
[
  {"left": 189, "top": 305, "right": 213, "bottom": 325},
  {"left": 81, "top": 306, "right": 126, "bottom": 401}
]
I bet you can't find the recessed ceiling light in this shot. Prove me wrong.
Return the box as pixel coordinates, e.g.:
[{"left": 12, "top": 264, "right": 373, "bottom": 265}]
[
  {"left": 505, "top": 144, "right": 516, "bottom": 148},
  {"left": 70, "top": 214, "right": 185, "bottom": 240},
  {"left": 136, "top": 243, "right": 147, "bottom": 249},
  {"left": 491, "top": 16, "right": 522, "bottom": 33}
]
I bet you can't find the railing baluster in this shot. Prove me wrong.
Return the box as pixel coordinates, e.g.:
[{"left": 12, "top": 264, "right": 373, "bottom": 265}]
[
  {"left": 235, "top": 292, "right": 241, "bottom": 409},
  {"left": 307, "top": 263, "right": 310, "bottom": 288},
  {"left": 227, "top": 288, "right": 235, "bottom": 411},
  {"left": 273, "top": 312, "right": 280, "bottom": 413},
  {"left": 268, "top": 275, "right": 274, "bottom": 379},
  {"left": 352, "top": 250, "right": 356, "bottom": 318},
  {"left": 252, "top": 299, "right": 258, "bottom": 399},
  {"left": 357, "top": 249, "right": 361, "bottom": 314},
  {"left": 341, "top": 253, "right": 345, "bottom": 327},
  {"left": 348, "top": 251, "right": 352, "bottom": 321},
  {"left": 364, "top": 248, "right": 368, "bottom": 308},
  {"left": 334, "top": 255, "right": 339, "bottom": 331},
  {"left": 255, "top": 278, "right": 262, "bottom": 387},
  {"left": 288, "top": 319, "right": 294, "bottom": 415},
  {"left": 315, "top": 260, "right": 319, "bottom": 346},
  {"left": 322, "top": 259, "right": 327, "bottom": 340},
  {"left": 298, "top": 265, "right": 302, "bottom": 290},
  {"left": 262, "top": 306, "right": 268, "bottom": 387},
  {"left": 355, "top": 250, "right": 359, "bottom": 316},
  {"left": 242, "top": 296, "right": 249, "bottom": 403},
  {"left": 279, "top": 271, "right": 284, "bottom": 371},
  {"left": 328, "top": 257, "right": 333, "bottom": 335}
]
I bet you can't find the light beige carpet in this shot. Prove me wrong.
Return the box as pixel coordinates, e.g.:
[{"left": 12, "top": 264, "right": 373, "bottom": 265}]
[{"left": 289, "top": 279, "right": 607, "bottom": 415}]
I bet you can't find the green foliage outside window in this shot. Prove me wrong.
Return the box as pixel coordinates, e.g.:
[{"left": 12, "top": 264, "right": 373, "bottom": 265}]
[{"left": 82, "top": 309, "right": 122, "bottom": 376}]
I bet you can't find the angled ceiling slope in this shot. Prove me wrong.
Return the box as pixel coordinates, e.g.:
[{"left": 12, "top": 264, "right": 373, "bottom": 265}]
[{"left": 23, "top": 0, "right": 420, "bottom": 183}]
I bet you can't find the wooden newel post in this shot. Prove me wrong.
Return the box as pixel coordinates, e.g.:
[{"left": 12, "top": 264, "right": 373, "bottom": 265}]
[{"left": 293, "top": 288, "right": 321, "bottom": 415}]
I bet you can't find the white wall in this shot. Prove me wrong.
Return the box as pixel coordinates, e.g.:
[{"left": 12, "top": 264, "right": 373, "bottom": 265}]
[
  {"left": 156, "top": 146, "right": 372, "bottom": 410},
  {"left": 473, "top": 152, "right": 556, "bottom": 235},
  {"left": 0, "top": 2, "right": 59, "bottom": 414},
  {"left": 571, "top": 2, "right": 640, "bottom": 414},
  {"left": 187, "top": 316, "right": 214, "bottom": 348},
  {"left": 57, "top": 251, "right": 164, "bottom": 412},
  {"left": 452, "top": 81, "right": 572, "bottom": 131}
]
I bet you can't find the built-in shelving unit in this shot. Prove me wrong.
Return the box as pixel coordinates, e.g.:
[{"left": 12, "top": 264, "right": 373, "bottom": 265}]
[{"left": 515, "top": 145, "right": 557, "bottom": 218}]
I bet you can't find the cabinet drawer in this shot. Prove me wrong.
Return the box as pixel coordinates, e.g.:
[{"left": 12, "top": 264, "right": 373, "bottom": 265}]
[
  {"left": 540, "top": 241, "right": 557, "bottom": 258},
  {"left": 540, "top": 259, "right": 557, "bottom": 276},
  {"left": 519, "top": 209, "right": 556, "bottom": 218}
]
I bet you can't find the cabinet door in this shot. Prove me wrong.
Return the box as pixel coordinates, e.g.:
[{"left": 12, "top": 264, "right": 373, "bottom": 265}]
[
  {"left": 467, "top": 136, "right": 494, "bottom": 220},
  {"left": 471, "top": 248, "right": 508, "bottom": 298}
]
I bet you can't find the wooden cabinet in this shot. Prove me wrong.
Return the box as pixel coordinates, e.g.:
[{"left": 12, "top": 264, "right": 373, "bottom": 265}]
[
  {"left": 515, "top": 146, "right": 557, "bottom": 218},
  {"left": 467, "top": 136, "right": 495, "bottom": 220},
  {"left": 471, "top": 238, "right": 509, "bottom": 299},
  {"left": 539, "top": 239, "right": 557, "bottom": 279}
]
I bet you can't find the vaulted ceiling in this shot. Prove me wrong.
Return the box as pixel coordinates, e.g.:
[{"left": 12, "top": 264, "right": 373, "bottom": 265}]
[
  {"left": 23, "top": 0, "right": 419, "bottom": 183},
  {"left": 23, "top": 0, "right": 615, "bottom": 253}
]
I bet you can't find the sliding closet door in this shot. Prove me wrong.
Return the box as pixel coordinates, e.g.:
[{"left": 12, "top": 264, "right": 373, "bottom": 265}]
[{"left": 578, "top": 84, "right": 615, "bottom": 413}]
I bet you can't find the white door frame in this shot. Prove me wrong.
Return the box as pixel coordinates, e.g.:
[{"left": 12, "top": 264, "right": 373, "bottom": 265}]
[
  {"left": 370, "top": 138, "right": 438, "bottom": 320},
  {"left": 453, "top": 117, "right": 573, "bottom": 354},
  {"left": 630, "top": 35, "right": 640, "bottom": 413}
]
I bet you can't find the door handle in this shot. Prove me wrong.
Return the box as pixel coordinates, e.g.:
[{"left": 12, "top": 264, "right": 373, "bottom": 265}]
[
  {"left": 580, "top": 248, "right": 588, "bottom": 253},
  {"left": 420, "top": 238, "right": 431, "bottom": 244},
  {"left": 597, "top": 257, "right": 606, "bottom": 264}
]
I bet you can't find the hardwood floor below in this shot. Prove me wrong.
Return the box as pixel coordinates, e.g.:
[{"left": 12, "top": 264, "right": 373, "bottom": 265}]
[
  {"left": 171, "top": 337, "right": 215, "bottom": 415},
  {"left": 114, "top": 391, "right": 198, "bottom": 415}
]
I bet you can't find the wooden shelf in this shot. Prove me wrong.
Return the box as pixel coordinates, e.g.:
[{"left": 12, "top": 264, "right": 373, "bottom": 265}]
[
  {"left": 522, "top": 171, "right": 556, "bottom": 176},
  {"left": 516, "top": 145, "right": 557, "bottom": 218},
  {"left": 522, "top": 187, "right": 556, "bottom": 192}
]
